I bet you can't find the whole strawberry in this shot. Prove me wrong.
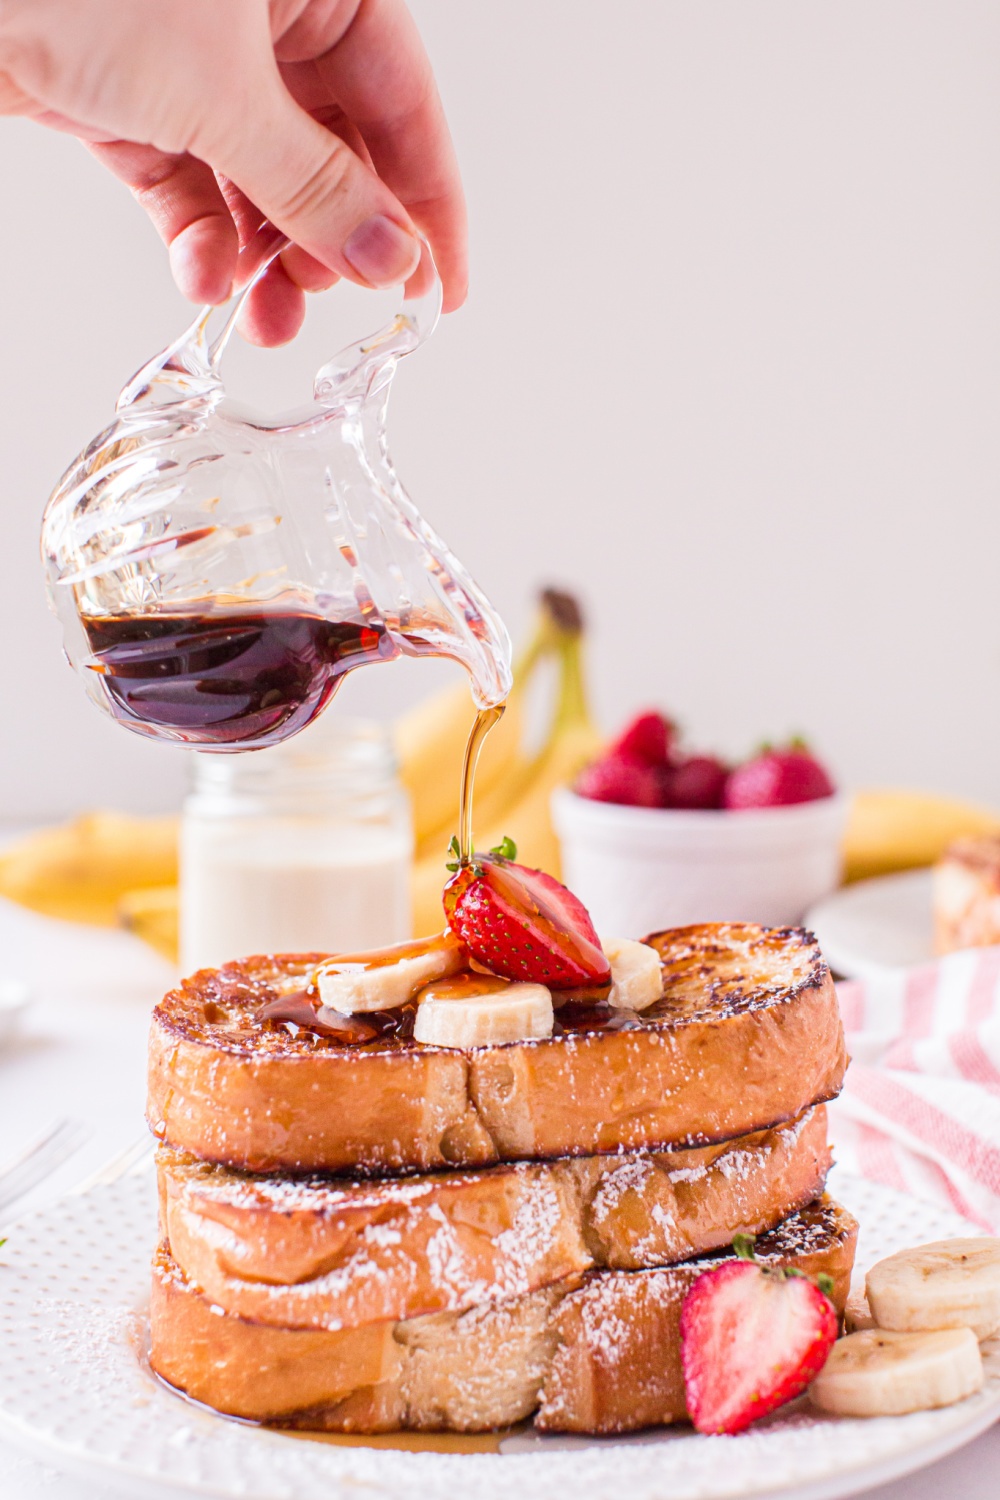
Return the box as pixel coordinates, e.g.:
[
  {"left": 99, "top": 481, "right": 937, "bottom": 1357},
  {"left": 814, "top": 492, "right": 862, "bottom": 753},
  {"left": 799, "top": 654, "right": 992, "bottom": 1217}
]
[
  {"left": 724, "top": 741, "right": 835, "bottom": 809},
  {"left": 609, "top": 710, "right": 675, "bottom": 766},
  {"left": 576, "top": 751, "right": 662, "bottom": 808},
  {"left": 660, "top": 755, "right": 728, "bottom": 810},
  {"left": 680, "top": 1234, "right": 838, "bottom": 1435},
  {"left": 443, "top": 837, "right": 611, "bottom": 988}
]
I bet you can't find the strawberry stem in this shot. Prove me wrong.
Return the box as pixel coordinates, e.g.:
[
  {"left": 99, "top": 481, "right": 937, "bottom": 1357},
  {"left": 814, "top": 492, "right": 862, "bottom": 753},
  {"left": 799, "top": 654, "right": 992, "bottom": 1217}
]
[{"left": 732, "top": 1233, "right": 757, "bottom": 1262}]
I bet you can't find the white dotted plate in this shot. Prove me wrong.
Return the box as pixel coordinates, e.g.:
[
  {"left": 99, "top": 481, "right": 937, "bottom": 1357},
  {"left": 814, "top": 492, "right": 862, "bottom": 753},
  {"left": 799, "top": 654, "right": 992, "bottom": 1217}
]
[{"left": 0, "top": 1166, "right": 997, "bottom": 1500}]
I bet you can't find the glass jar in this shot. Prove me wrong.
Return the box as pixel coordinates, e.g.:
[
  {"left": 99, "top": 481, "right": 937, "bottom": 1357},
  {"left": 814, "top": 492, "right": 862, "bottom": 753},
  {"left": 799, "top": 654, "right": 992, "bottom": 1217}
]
[{"left": 179, "top": 719, "right": 412, "bottom": 972}]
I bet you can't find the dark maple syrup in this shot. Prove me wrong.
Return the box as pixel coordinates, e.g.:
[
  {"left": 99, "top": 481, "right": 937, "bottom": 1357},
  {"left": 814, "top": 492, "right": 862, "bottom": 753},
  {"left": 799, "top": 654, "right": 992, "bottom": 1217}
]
[
  {"left": 256, "top": 987, "right": 418, "bottom": 1045},
  {"left": 82, "top": 607, "right": 400, "bottom": 748},
  {"left": 253, "top": 983, "right": 639, "bottom": 1049}
]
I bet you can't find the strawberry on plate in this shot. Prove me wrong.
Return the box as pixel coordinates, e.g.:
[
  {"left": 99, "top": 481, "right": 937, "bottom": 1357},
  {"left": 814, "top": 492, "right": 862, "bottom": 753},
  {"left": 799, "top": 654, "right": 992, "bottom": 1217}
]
[
  {"left": 724, "top": 741, "right": 835, "bottom": 809},
  {"left": 443, "top": 837, "right": 611, "bottom": 989},
  {"left": 680, "top": 1234, "right": 838, "bottom": 1435}
]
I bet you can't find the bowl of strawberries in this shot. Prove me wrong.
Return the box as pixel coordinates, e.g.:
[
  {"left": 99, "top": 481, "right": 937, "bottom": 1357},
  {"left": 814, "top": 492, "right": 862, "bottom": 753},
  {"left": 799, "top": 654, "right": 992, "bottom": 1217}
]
[{"left": 552, "top": 712, "right": 846, "bottom": 936}]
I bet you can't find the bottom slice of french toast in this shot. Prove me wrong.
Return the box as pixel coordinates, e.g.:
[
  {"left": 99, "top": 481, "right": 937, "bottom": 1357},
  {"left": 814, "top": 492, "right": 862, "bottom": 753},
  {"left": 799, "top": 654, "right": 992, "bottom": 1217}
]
[{"left": 149, "top": 1197, "right": 857, "bottom": 1435}]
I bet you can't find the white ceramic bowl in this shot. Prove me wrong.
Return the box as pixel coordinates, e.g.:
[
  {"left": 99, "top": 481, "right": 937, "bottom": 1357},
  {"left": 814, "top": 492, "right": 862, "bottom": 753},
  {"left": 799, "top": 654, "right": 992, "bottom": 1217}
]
[{"left": 552, "top": 787, "right": 848, "bottom": 937}]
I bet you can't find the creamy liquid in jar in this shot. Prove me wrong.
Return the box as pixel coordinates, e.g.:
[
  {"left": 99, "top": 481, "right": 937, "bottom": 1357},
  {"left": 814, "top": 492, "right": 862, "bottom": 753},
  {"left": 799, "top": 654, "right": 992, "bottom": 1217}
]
[{"left": 179, "top": 720, "right": 411, "bottom": 973}]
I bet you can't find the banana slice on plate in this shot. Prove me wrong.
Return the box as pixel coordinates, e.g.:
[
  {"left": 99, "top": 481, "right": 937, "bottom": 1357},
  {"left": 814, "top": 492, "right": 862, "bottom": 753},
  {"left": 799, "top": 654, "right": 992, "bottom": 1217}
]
[
  {"left": 809, "top": 1328, "right": 983, "bottom": 1417},
  {"left": 602, "top": 937, "right": 663, "bottom": 1010},
  {"left": 317, "top": 933, "right": 465, "bottom": 1014},
  {"left": 413, "top": 973, "right": 553, "bottom": 1048},
  {"left": 866, "top": 1238, "right": 1000, "bottom": 1341},
  {"left": 844, "top": 1287, "right": 877, "bottom": 1333}
]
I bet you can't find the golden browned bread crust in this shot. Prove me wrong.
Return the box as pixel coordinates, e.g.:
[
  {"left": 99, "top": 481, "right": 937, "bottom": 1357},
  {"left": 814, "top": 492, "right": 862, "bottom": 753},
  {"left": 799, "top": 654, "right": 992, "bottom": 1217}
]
[
  {"left": 934, "top": 835, "right": 1000, "bottom": 953},
  {"left": 147, "top": 924, "right": 846, "bottom": 1174},
  {"left": 159, "top": 1105, "right": 830, "bottom": 1330},
  {"left": 538, "top": 1195, "right": 857, "bottom": 1432},
  {"left": 149, "top": 1197, "right": 857, "bottom": 1433}
]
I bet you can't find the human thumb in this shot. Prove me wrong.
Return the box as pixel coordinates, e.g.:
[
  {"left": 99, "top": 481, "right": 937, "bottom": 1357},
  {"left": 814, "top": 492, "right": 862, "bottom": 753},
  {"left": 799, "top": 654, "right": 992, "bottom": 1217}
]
[{"left": 205, "top": 84, "right": 422, "bottom": 291}]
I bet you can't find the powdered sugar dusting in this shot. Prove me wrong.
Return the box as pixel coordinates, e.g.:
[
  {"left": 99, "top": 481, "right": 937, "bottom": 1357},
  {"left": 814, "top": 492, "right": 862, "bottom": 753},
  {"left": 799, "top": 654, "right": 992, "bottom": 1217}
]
[{"left": 161, "top": 1105, "right": 832, "bottom": 1329}]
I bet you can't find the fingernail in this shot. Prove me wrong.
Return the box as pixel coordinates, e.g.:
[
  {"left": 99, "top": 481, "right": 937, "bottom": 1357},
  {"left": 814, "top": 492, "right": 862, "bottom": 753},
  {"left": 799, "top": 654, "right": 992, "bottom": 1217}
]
[{"left": 343, "top": 215, "right": 421, "bottom": 287}]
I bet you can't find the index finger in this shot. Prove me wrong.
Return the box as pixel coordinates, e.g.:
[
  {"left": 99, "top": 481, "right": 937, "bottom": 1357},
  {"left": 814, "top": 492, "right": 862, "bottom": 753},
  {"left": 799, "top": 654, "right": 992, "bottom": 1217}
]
[{"left": 275, "top": 0, "right": 468, "bottom": 311}]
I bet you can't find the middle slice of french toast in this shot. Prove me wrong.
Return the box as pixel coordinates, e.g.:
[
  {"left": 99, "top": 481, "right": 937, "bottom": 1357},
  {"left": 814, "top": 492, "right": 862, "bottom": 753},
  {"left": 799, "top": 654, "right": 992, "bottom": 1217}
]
[{"left": 158, "top": 1103, "right": 831, "bottom": 1331}]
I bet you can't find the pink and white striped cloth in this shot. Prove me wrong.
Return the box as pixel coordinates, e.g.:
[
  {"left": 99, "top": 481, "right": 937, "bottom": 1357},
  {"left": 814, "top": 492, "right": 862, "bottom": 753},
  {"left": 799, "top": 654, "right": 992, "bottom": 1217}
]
[{"left": 829, "top": 946, "right": 1000, "bottom": 1231}]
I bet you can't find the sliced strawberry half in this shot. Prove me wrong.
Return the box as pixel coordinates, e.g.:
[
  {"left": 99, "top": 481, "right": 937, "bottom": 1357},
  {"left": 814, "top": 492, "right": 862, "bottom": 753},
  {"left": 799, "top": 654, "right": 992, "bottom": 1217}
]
[
  {"left": 443, "top": 838, "right": 611, "bottom": 989},
  {"left": 680, "top": 1236, "right": 838, "bottom": 1435}
]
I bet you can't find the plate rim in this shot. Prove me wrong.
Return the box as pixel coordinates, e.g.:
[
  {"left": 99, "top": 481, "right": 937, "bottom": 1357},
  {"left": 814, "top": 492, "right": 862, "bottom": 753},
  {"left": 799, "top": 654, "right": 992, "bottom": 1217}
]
[{"left": 1, "top": 1169, "right": 998, "bottom": 1500}]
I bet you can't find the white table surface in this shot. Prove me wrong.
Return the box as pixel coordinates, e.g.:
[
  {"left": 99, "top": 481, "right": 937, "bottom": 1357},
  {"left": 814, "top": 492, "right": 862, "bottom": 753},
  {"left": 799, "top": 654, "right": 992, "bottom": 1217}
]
[{"left": 0, "top": 894, "right": 996, "bottom": 1499}]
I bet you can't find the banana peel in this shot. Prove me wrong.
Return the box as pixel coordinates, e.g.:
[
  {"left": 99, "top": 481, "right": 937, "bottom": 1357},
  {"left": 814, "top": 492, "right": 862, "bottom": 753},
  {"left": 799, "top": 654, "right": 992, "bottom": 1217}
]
[
  {"left": 0, "top": 811, "right": 178, "bottom": 927},
  {"left": 119, "top": 884, "right": 180, "bottom": 962},
  {"left": 843, "top": 789, "right": 1000, "bottom": 883}
]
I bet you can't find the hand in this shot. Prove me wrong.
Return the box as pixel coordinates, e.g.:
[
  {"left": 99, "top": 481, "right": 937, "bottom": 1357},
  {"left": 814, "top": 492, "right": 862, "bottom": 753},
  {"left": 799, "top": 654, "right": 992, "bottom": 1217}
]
[{"left": 0, "top": 0, "right": 467, "bottom": 343}]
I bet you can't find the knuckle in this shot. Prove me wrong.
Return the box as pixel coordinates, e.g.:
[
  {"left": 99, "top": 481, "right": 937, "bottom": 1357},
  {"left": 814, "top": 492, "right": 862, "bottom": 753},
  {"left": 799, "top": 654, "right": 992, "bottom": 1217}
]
[
  {"left": 272, "top": 136, "right": 355, "bottom": 224},
  {"left": 130, "top": 155, "right": 188, "bottom": 202}
]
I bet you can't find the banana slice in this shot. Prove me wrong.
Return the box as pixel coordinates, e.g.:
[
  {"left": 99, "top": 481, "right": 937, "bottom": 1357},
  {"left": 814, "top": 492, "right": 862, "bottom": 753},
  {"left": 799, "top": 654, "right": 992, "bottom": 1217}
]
[
  {"left": 317, "top": 933, "right": 465, "bottom": 1014},
  {"left": 844, "top": 1287, "right": 877, "bottom": 1333},
  {"left": 602, "top": 937, "right": 663, "bottom": 1010},
  {"left": 413, "top": 973, "right": 553, "bottom": 1048},
  {"left": 809, "top": 1328, "right": 983, "bottom": 1417},
  {"left": 866, "top": 1238, "right": 1000, "bottom": 1341}
]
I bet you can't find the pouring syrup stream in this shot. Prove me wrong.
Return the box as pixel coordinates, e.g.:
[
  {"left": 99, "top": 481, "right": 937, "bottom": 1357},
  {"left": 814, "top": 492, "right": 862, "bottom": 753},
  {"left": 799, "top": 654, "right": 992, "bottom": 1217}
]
[{"left": 457, "top": 704, "right": 504, "bottom": 861}]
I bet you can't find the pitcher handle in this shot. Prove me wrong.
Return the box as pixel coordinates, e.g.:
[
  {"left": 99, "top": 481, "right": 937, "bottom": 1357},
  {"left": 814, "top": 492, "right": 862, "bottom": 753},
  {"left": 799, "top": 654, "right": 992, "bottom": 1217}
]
[
  {"left": 117, "top": 223, "right": 441, "bottom": 412},
  {"left": 313, "top": 238, "right": 441, "bottom": 403}
]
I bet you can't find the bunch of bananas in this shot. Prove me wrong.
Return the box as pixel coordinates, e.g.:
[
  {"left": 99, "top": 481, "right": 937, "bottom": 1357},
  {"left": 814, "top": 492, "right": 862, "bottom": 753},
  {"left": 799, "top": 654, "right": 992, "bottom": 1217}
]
[
  {"left": 842, "top": 789, "right": 1000, "bottom": 884},
  {"left": 0, "top": 812, "right": 178, "bottom": 930},
  {"left": 0, "top": 591, "right": 601, "bottom": 961}
]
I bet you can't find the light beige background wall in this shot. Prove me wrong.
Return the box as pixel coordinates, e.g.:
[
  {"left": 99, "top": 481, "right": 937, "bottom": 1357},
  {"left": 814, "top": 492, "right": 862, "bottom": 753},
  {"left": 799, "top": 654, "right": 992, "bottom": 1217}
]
[{"left": 0, "top": 0, "right": 997, "bottom": 821}]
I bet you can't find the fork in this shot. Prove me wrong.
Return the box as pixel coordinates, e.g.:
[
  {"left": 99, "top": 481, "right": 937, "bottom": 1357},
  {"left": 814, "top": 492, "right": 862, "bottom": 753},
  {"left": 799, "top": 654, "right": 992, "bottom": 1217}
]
[
  {"left": 68, "top": 1133, "right": 155, "bottom": 1195},
  {"left": 0, "top": 1118, "right": 91, "bottom": 1218}
]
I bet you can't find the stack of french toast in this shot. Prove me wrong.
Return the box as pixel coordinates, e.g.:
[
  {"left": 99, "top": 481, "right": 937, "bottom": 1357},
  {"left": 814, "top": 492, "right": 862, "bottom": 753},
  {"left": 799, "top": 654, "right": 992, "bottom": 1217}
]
[{"left": 147, "top": 919, "right": 856, "bottom": 1434}]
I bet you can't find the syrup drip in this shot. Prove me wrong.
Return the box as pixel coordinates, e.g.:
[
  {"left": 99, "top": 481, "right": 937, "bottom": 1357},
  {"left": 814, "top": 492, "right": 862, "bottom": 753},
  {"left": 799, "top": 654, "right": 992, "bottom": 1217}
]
[
  {"left": 318, "top": 932, "right": 459, "bottom": 974},
  {"left": 458, "top": 704, "right": 504, "bottom": 860},
  {"left": 279, "top": 1427, "right": 515, "bottom": 1453}
]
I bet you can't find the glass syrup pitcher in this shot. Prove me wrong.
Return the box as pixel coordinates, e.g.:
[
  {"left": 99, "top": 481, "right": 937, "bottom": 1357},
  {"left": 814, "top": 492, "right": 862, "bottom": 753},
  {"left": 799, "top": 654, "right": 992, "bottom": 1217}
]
[{"left": 40, "top": 230, "right": 511, "bottom": 750}]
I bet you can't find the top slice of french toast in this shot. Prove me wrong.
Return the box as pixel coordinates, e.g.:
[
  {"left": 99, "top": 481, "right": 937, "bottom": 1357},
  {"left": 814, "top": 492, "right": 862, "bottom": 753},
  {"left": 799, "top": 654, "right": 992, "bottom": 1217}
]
[{"left": 148, "top": 922, "right": 846, "bottom": 1175}]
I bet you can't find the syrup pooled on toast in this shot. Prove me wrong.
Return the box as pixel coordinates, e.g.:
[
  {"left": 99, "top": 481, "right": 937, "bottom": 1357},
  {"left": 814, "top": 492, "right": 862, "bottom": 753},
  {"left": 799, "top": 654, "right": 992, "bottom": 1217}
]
[
  {"left": 255, "top": 932, "right": 461, "bottom": 1041},
  {"left": 82, "top": 607, "right": 404, "bottom": 749}
]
